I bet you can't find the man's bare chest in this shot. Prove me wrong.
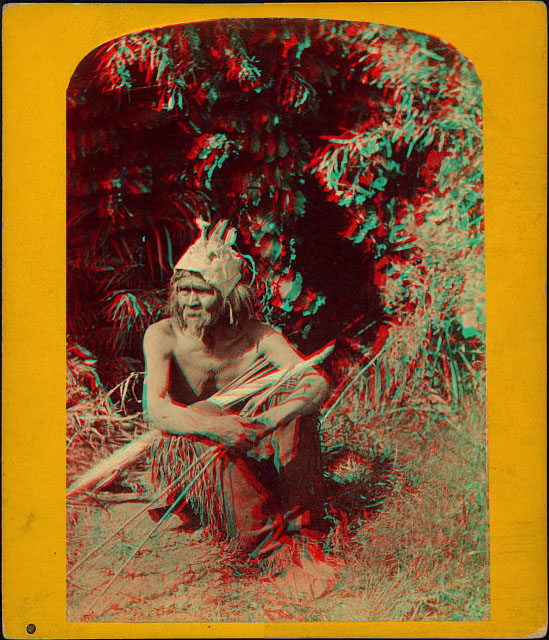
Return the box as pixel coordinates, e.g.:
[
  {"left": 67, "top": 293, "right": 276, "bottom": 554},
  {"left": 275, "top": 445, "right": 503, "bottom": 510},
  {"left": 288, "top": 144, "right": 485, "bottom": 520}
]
[{"left": 170, "top": 336, "right": 260, "bottom": 400}]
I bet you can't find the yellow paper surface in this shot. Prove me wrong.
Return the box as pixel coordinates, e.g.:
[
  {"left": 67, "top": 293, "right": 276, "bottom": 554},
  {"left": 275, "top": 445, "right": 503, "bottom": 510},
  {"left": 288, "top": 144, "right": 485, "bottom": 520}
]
[{"left": 2, "top": 2, "right": 546, "bottom": 638}]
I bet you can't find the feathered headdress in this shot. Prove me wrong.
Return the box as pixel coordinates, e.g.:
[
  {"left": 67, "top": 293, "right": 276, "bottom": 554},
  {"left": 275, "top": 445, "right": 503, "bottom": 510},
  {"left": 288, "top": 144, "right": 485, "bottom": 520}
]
[{"left": 174, "top": 218, "right": 243, "bottom": 297}]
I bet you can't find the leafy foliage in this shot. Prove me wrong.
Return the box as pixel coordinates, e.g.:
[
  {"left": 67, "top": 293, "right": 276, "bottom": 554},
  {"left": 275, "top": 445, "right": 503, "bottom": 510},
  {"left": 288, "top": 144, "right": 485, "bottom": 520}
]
[{"left": 67, "top": 17, "right": 484, "bottom": 383}]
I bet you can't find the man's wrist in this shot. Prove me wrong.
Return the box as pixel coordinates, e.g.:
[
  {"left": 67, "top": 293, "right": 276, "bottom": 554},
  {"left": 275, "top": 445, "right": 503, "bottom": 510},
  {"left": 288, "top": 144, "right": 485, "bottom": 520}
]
[
  {"left": 259, "top": 401, "right": 304, "bottom": 428},
  {"left": 176, "top": 406, "right": 209, "bottom": 437}
]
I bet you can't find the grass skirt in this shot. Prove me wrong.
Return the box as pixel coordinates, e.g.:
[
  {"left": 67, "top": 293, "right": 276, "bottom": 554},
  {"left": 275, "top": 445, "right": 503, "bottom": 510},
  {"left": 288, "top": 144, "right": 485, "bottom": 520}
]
[{"left": 148, "top": 434, "right": 229, "bottom": 539}]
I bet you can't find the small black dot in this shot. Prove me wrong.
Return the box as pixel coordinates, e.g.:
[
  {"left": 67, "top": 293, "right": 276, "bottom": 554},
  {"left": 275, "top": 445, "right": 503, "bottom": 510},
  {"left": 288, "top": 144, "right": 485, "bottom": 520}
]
[{"left": 27, "top": 624, "right": 36, "bottom": 635}]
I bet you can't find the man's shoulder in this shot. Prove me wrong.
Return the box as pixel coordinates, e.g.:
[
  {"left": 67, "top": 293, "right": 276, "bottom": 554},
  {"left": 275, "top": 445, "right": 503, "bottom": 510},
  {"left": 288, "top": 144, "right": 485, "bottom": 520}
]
[
  {"left": 244, "top": 319, "right": 301, "bottom": 365},
  {"left": 144, "top": 319, "right": 176, "bottom": 353},
  {"left": 241, "top": 318, "right": 277, "bottom": 342}
]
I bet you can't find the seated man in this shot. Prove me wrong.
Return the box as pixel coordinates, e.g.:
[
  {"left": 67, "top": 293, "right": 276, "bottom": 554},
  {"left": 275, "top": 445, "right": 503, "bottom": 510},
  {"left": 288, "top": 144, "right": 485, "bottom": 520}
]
[{"left": 143, "top": 218, "right": 336, "bottom": 596}]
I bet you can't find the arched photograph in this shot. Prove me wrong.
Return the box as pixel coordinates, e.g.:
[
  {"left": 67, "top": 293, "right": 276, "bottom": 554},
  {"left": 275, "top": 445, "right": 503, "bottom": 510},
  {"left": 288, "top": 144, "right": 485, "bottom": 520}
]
[{"left": 66, "top": 18, "right": 488, "bottom": 622}]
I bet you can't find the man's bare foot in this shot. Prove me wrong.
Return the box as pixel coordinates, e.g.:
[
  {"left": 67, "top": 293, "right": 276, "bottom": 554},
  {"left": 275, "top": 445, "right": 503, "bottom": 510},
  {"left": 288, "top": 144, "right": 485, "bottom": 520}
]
[
  {"left": 148, "top": 506, "right": 170, "bottom": 523},
  {"left": 148, "top": 506, "right": 202, "bottom": 532},
  {"left": 268, "top": 553, "right": 339, "bottom": 600}
]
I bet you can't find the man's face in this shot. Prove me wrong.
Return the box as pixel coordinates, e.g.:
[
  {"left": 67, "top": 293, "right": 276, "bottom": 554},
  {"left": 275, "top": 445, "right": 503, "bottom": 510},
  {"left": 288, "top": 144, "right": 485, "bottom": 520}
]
[{"left": 174, "top": 273, "right": 222, "bottom": 332}]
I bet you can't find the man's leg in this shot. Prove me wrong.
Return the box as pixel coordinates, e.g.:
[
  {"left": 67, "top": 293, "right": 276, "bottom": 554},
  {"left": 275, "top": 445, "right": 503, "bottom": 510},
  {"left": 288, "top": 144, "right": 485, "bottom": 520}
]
[
  {"left": 217, "top": 454, "right": 288, "bottom": 553},
  {"left": 272, "top": 413, "right": 324, "bottom": 531},
  {"left": 150, "top": 433, "right": 289, "bottom": 550},
  {"left": 253, "top": 413, "right": 340, "bottom": 597}
]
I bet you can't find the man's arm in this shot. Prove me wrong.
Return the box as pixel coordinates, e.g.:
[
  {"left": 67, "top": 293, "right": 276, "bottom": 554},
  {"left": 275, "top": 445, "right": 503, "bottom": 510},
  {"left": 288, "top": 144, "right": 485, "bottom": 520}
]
[
  {"left": 143, "top": 322, "right": 271, "bottom": 449},
  {"left": 143, "top": 322, "right": 209, "bottom": 435},
  {"left": 253, "top": 327, "right": 331, "bottom": 429}
]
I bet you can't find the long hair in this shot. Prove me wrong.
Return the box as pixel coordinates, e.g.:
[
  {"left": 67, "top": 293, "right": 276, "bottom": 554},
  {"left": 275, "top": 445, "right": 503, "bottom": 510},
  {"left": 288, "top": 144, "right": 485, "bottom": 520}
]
[{"left": 168, "top": 270, "right": 259, "bottom": 330}]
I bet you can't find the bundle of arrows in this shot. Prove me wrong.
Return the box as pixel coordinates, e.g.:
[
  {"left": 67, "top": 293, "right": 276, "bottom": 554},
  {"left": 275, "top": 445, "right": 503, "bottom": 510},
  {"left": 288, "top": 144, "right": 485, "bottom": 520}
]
[{"left": 67, "top": 343, "right": 334, "bottom": 499}]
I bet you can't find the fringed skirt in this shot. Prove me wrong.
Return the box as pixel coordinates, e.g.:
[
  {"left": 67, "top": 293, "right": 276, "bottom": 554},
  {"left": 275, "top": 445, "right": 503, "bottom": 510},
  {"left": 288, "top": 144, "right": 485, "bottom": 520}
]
[{"left": 148, "top": 435, "right": 229, "bottom": 538}]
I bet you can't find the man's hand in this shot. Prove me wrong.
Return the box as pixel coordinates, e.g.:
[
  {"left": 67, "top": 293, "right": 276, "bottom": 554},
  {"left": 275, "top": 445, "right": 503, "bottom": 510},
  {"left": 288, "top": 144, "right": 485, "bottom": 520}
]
[
  {"left": 208, "top": 413, "right": 276, "bottom": 452},
  {"left": 247, "top": 394, "right": 318, "bottom": 432},
  {"left": 185, "top": 401, "right": 276, "bottom": 452},
  {"left": 248, "top": 406, "right": 285, "bottom": 431}
]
